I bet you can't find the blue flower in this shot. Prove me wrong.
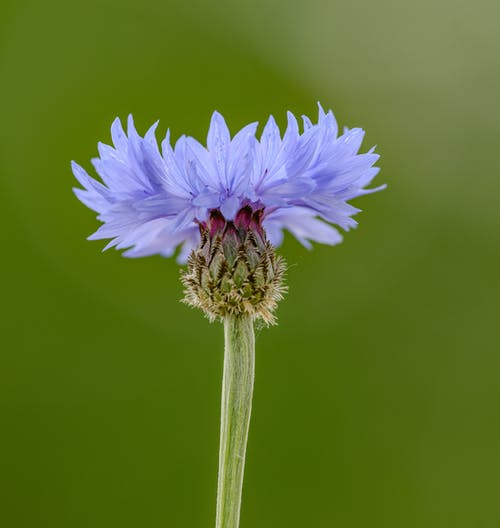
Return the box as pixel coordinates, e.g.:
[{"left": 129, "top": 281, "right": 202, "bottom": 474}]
[{"left": 73, "top": 105, "right": 383, "bottom": 262}]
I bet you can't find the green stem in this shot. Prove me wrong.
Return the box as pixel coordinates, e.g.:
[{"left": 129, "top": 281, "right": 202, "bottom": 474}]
[{"left": 216, "top": 315, "right": 255, "bottom": 528}]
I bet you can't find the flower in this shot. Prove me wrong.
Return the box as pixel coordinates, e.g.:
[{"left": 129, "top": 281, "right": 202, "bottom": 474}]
[{"left": 73, "top": 104, "right": 383, "bottom": 263}]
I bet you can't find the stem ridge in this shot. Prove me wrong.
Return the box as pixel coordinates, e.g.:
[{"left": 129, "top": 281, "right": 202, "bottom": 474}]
[{"left": 216, "top": 315, "right": 255, "bottom": 528}]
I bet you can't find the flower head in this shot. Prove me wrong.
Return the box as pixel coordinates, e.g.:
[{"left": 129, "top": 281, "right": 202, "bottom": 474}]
[
  {"left": 73, "top": 104, "right": 383, "bottom": 263},
  {"left": 73, "top": 105, "right": 383, "bottom": 322}
]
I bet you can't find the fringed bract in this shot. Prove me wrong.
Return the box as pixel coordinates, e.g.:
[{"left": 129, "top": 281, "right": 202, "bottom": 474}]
[{"left": 182, "top": 206, "right": 286, "bottom": 324}]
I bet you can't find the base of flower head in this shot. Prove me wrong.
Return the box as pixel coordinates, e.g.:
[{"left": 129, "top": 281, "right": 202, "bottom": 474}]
[{"left": 181, "top": 207, "right": 286, "bottom": 325}]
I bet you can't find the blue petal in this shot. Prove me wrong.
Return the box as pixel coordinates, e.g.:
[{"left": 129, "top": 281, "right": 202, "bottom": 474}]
[
  {"left": 110, "top": 117, "right": 128, "bottom": 152},
  {"left": 219, "top": 195, "right": 241, "bottom": 220},
  {"left": 207, "top": 111, "right": 230, "bottom": 188}
]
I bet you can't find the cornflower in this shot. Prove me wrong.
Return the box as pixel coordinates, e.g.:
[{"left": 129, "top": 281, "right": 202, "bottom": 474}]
[{"left": 73, "top": 104, "right": 383, "bottom": 528}]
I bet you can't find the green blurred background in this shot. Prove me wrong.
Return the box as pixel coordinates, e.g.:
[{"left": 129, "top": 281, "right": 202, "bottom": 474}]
[{"left": 1, "top": 0, "right": 499, "bottom": 526}]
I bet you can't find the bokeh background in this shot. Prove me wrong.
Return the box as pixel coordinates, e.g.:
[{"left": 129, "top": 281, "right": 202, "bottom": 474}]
[{"left": 1, "top": 0, "right": 499, "bottom": 526}]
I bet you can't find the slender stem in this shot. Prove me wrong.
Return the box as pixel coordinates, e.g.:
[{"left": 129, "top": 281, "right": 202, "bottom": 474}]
[{"left": 216, "top": 314, "right": 255, "bottom": 528}]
